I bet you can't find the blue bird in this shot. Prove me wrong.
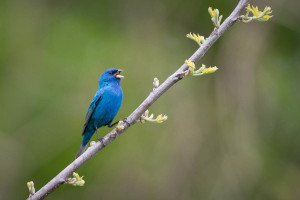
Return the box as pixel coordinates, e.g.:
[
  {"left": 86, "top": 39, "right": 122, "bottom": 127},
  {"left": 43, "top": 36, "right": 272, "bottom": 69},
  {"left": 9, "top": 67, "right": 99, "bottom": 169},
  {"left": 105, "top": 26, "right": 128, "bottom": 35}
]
[{"left": 76, "top": 68, "right": 124, "bottom": 158}]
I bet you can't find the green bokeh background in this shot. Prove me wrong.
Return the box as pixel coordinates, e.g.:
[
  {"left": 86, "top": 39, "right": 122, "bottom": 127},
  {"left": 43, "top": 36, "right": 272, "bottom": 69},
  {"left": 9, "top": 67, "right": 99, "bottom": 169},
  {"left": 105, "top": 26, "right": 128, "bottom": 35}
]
[{"left": 0, "top": 0, "right": 299, "bottom": 199}]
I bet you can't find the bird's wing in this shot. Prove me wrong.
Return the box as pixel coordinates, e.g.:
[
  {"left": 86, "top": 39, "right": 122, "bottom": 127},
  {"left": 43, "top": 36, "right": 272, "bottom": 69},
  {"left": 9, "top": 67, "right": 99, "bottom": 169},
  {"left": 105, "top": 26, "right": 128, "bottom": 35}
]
[{"left": 82, "top": 90, "right": 103, "bottom": 136}]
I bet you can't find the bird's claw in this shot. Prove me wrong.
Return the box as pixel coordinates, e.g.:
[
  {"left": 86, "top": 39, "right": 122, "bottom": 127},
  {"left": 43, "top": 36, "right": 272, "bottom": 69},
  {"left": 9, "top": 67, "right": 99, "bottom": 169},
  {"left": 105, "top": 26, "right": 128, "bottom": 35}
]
[
  {"left": 98, "top": 137, "right": 106, "bottom": 147},
  {"left": 121, "top": 118, "right": 129, "bottom": 125}
]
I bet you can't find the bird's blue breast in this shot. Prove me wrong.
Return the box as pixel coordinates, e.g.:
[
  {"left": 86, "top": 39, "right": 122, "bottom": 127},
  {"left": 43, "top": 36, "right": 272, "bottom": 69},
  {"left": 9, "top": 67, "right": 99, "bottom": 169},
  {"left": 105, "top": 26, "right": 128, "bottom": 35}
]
[
  {"left": 90, "top": 85, "right": 123, "bottom": 128},
  {"left": 79, "top": 69, "right": 124, "bottom": 150}
]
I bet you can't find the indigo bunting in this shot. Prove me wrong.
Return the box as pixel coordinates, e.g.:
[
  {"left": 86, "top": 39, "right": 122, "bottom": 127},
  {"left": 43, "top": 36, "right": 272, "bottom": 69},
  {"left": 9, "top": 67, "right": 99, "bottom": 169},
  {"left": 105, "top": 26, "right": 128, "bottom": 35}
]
[{"left": 76, "top": 68, "right": 124, "bottom": 158}]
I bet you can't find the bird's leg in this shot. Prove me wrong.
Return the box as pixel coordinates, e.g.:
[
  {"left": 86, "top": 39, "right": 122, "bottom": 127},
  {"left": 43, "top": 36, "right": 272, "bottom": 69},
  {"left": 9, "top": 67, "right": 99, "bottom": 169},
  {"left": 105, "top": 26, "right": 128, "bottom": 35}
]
[
  {"left": 96, "top": 127, "right": 106, "bottom": 147},
  {"left": 107, "top": 121, "right": 118, "bottom": 128},
  {"left": 96, "top": 127, "right": 100, "bottom": 140},
  {"left": 108, "top": 118, "right": 130, "bottom": 128}
]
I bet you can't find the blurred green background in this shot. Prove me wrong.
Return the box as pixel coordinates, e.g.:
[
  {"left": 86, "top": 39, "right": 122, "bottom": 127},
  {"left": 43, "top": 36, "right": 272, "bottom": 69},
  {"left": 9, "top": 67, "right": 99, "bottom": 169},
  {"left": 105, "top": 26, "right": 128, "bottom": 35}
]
[{"left": 0, "top": 0, "right": 299, "bottom": 199}]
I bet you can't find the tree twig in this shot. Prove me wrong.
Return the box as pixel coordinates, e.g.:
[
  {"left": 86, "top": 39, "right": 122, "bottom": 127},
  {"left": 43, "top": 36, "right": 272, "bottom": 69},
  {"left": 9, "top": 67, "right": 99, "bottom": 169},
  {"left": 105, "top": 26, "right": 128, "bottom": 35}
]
[{"left": 28, "top": 0, "right": 250, "bottom": 199}]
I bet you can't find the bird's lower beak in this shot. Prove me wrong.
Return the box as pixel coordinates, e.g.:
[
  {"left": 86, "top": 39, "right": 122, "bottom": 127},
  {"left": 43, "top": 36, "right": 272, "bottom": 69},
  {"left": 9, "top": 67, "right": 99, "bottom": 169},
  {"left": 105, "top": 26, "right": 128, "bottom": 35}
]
[{"left": 115, "top": 70, "right": 124, "bottom": 79}]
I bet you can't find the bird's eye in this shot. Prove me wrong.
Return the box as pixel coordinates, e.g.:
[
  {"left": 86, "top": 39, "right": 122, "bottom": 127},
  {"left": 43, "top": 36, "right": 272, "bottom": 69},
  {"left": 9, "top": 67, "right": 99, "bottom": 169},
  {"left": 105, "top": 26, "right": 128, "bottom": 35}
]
[{"left": 108, "top": 72, "right": 113, "bottom": 75}]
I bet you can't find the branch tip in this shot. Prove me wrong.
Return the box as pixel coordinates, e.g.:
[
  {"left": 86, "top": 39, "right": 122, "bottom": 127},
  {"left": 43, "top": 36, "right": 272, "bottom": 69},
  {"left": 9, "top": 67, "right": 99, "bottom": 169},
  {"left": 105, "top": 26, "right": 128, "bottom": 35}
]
[
  {"left": 65, "top": 172, "right": 85, "bottom": 187},
  {"left": 208, "top": 7, "right": 223, "bottom": 28},
  {"left": 242, "top": 4, "right": 273, "bottom": 23},
  {"left": 27, "top": 181, "right": 35, "bottom": 196},
  {"left": 140, "top": 110, "right": 168, "bottom": 124},
  {"left": 186, "top": 33, "right": 206, "bottom": 46},
  {"left": 153, "top": 77, "right": 159, "bottom": 90},
  {"left": 116, "top": 121, "right": 125, "bottom": 132}
]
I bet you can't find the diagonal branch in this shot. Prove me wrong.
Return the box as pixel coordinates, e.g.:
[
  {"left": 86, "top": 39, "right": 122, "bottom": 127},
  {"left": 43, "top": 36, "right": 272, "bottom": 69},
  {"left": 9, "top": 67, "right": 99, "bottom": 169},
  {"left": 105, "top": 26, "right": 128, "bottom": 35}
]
[{"left": 28, "top": 0, "right": 250, "bottom": 199}]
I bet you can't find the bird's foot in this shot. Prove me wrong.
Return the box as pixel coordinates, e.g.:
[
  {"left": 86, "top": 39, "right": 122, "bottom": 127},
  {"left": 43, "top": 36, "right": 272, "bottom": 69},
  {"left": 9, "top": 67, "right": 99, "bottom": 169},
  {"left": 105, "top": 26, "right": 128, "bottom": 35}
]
[
  {"left": 98, "top": 137, "right": 106, "bottom": 147},
  {"left": 121, "top": 117, "right": 130, "bottom": 127},
  {"left": 108, "top": 118, "right": 130, "bottom": 128}
]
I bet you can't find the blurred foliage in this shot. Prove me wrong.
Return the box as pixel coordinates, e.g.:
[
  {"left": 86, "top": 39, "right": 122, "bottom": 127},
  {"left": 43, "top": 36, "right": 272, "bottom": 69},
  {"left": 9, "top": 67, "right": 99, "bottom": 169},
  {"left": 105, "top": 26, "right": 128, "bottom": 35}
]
[{"left": 0, "top": 0, "right": 299, "bottom": 199}]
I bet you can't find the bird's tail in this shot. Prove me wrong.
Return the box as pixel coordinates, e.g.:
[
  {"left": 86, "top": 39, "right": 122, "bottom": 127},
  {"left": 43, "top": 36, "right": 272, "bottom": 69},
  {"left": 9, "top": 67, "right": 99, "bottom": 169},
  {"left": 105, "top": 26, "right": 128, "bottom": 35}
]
[
  {"left": 75, "top": 141, "right": 88, "bottom": 159},
  {"left": 75, "top": 128, "right": 95, "bottom": 159}
]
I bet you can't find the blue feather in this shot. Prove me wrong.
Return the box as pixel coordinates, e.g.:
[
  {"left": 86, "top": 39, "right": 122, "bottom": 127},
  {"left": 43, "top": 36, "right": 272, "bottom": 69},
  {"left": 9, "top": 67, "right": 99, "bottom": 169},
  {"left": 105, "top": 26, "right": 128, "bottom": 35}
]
[{"left": 76, "top": 68, "right": 123, "bottom": 158}]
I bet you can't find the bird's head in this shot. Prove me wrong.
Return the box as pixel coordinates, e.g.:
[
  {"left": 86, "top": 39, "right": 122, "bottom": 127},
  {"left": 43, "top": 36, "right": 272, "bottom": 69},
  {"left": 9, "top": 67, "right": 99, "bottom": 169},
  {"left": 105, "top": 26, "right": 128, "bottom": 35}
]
[{"left": 100, "top": 68, "right": 124, "bottom": 85}]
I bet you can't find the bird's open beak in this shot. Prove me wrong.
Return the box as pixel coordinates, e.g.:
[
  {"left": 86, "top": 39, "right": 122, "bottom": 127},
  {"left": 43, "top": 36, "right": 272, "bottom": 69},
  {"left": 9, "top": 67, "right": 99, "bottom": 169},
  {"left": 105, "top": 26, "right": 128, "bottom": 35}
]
[{"left": 115, "top": 69, "right": 124, "bottom": 79}]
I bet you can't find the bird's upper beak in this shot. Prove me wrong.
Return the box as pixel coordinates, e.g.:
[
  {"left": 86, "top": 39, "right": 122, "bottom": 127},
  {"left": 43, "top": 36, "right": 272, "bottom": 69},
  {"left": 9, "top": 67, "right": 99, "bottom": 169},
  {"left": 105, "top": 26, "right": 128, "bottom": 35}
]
[{"left": 115, "top": 69, "right": 124, "bottom": 79}]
